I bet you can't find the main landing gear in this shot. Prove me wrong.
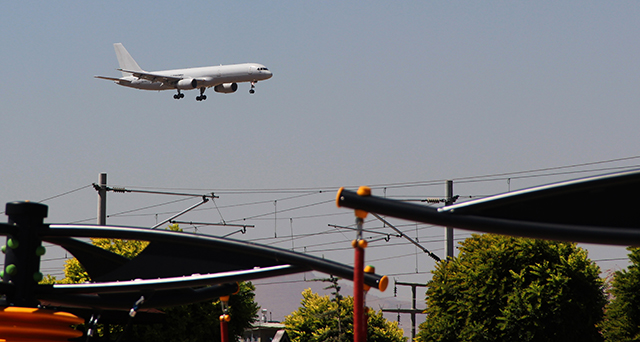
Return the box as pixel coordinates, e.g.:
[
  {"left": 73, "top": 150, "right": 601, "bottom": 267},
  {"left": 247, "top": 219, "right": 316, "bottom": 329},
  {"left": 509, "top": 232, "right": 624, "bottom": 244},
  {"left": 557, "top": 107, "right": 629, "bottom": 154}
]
[
  {"left": 173, "top": 90, "right": 185, "bottom": 100},
  {"left": 196, "top": 87, "right": 207, "bottom": 101}
]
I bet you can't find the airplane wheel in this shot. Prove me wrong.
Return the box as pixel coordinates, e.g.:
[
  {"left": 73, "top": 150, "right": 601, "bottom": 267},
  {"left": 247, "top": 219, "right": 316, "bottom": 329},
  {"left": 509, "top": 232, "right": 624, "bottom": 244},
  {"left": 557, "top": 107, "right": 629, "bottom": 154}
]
[
  {"left": 196, "top": 96, "right": 201, "bottom": 101},
  {"left": 180, "top": 93, "right": 185, "bottom": 98},
  {"left": 173, "top": 95, "right": 179, "bottom": 99},
  {"left": 249, "top": 89, "right": 255, "bottom": 94},
  {"left": 202, "top": 95, "right": 207, "bottom": 100}
]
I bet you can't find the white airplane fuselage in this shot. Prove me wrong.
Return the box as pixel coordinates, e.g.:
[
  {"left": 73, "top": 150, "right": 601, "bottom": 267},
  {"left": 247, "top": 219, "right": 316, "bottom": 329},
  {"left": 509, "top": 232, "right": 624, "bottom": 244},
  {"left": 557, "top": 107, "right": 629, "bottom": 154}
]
[
  {"left": 116, "top": 63, "right": 272, "bottom": 91},
  {"left": 96, "top": 43, "right": 272, "bottom": 101}
]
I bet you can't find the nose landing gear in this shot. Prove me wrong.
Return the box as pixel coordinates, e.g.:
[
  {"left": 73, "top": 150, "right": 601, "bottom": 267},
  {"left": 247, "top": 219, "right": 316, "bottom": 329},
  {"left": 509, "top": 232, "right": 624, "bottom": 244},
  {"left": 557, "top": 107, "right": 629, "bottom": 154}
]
[{"left": 250, "top": 81, "right": 256, "bottom": 94}]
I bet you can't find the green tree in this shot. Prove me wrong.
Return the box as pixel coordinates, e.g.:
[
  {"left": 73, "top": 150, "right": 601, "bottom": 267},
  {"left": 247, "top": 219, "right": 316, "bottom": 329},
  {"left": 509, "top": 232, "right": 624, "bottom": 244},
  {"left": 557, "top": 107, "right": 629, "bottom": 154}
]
[
  {"left": 601, "top": 247, "right": 640, "bottom": 341},
  {"left": 130, "top": 281, "right": 258, "bottom": 342},
  {"left": 417, "top": 234, "right": 606, "bottom": 342},
  {"left": 55, "top": 237, "right": 149, "bottom": 284},
  {"left": 48, "top": 224, "right": 258, "bottom": 342},
  {"left": 285, "top": 288, "right": 406, "bottom": 342}
]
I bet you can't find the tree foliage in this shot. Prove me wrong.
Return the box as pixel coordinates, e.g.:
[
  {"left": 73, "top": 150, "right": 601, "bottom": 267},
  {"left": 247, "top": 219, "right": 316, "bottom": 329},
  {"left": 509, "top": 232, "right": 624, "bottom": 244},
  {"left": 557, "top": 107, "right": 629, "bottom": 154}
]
[
  {"left": 130, "top": 281, "right": 258, "bottom": 342},
  {"left": 601, "top": 247, "right": 640, "bottom": 341},
  {"left": 48, "top": 224, "right": 258, "bottom": 342},
  {"left": 284, "top": 288, "right": 406, "bottom": 342},
  {"left": 56, "top": 237, "right": 149, "bottom": 284},
  {"left": 417, "top": 234, "right": 606, "bottom": 342}
]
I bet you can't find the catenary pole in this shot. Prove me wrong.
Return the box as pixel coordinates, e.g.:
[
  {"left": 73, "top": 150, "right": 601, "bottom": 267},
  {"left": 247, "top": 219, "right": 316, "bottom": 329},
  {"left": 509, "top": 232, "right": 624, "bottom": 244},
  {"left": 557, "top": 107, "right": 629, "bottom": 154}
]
[
  {"left": 445, "top": 180, "right": 454, "bottom": 259},
  {"left": 98, "top": 173, "right": 107, "bottom": 226},
  {"left": 382, "top": 281, "right": 427, "bottom": 341}
]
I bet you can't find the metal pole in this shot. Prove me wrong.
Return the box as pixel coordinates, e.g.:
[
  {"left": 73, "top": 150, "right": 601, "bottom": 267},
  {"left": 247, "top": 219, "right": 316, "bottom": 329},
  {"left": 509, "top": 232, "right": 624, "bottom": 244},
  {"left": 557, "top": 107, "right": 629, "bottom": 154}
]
[
  {"left": 445, "top": 180, "right": 454, "bottom": 260},
  {"left": 220, "top": 296, "right": 230, "bottom": 342},
  {"left": 220, "top": 316, "right": 229, "bottom": 342},
  {"left": 353, "top": 217, "right": 365, "bottom": 342},
  {"left": 382, "top": 281, "right": 427, "bottom": 341},
  {"left": 352, "top": 186, "right": 371, "bottom": 342},
  {"left": 98, "top": 173, "right": 107, "bottom": 226},
  {"left": 411, "top": 284, "right": 417, "bottom": 339}
]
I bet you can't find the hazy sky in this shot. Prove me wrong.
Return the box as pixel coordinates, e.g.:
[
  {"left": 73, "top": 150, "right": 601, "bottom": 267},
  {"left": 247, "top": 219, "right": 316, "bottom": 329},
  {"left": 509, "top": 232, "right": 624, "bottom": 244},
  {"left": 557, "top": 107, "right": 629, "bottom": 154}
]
[{"left": 2, "top": 1, "right": 640, "bottom": 332}]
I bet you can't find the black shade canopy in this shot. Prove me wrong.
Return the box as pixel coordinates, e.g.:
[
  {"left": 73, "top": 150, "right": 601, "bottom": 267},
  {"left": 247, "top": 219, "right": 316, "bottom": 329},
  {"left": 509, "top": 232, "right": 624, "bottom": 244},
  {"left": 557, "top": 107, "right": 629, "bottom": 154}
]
[
  {"left": 337, "top": 169, "right": 640, "bottom": 246},
  {"left": 440, "top": 169, "right": 640, "bottom": 228},
  {"left": 1, "top": 204, "right": 388, "bottom": 319}
]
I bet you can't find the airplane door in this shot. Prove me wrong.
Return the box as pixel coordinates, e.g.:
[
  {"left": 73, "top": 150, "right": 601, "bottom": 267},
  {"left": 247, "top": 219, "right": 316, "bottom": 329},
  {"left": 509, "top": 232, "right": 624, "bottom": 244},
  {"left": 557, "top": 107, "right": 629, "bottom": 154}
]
[{"left": 248, "top": 65, "right": 255, "bottom": 75}]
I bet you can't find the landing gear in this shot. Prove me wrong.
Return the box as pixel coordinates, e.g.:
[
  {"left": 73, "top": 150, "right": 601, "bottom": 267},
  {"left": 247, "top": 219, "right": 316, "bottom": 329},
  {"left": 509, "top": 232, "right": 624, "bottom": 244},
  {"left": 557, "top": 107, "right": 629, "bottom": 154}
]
[
  {"left": 249, "top": 81, "right": 256, "bottom": 94},
  {"left": 196, "top": 87, "right": 208, "bottom": 101},
  {"left": 173, "top": 90, "right": 185, "bottom": 100}
]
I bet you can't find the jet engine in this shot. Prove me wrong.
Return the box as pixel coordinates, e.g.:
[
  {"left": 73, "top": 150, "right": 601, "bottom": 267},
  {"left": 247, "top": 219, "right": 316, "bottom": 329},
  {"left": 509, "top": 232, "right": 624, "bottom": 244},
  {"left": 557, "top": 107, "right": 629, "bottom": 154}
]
[
  {"left": 214, "top": 83, "right": 238, "bottom": 94},
  {"left": 177, "top": 78, "right": 198, "bottom": 89}
]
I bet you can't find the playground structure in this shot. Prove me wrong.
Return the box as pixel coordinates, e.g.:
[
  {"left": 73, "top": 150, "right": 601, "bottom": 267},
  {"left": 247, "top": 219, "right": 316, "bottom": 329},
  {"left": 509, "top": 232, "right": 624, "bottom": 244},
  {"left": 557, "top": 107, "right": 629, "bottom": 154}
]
[
  {"left": 2, "top": 168, "right": 640, "bottom": 341},
  {"left": 0, "top": 200, "right": 388, "bottom": 341}
]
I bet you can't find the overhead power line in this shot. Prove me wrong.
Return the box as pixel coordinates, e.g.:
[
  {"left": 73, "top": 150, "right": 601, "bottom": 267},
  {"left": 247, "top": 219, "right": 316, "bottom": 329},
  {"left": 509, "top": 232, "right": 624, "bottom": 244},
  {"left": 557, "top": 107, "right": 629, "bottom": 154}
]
[
  {"left": 97, "top": 155, "right": 640, "bottom": 196},
  {"left": 39, "top": 184, "right": 93, "bottom": 203}
]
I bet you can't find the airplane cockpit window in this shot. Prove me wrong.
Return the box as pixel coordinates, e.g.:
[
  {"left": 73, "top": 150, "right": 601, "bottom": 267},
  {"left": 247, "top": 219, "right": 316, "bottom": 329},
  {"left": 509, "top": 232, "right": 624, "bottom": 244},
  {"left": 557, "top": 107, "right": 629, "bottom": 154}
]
[{"left": 257, "top": 67, "right": 269, "bottom": 71}]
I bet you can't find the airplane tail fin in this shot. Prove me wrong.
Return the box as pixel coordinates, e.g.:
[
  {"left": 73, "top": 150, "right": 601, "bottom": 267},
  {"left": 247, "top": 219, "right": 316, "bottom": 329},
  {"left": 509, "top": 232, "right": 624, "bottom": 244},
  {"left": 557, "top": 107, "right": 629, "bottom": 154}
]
[{"left": 114, "top": 43, "right": 143, "bottom": 77}]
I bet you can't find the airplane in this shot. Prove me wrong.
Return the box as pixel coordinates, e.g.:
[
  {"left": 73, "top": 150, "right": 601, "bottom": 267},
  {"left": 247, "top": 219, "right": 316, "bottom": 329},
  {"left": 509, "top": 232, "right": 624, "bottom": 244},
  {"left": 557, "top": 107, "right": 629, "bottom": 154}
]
[{"left": 95, "top": 43, "right": 272, "bottom": 101}]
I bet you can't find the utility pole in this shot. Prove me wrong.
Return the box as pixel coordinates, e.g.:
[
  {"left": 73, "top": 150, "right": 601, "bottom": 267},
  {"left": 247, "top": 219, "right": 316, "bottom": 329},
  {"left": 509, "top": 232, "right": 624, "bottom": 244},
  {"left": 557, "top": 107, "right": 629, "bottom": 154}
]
[
  {"left": 97, "top": 173, "right": 107, "bottom": 226},
  {"left": 92, "top": 177, "right": 219, "bottom": 229},
  {"left": 445, "top": 180, "right": 454, "bottom": 260},
  {"left": 382, "top": 281, "right": 427, "bottom": 341}
]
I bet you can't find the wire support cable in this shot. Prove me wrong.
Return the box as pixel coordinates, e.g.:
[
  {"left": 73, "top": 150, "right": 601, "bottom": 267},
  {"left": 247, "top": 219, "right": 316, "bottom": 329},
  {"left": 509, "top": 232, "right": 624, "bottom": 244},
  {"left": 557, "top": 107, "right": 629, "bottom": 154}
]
[
  {"left": 93, "top": 184, "right": 219, "bottom": 199},
  {"left": 372, "top": 213, "right": 441, "bottom": 262}
]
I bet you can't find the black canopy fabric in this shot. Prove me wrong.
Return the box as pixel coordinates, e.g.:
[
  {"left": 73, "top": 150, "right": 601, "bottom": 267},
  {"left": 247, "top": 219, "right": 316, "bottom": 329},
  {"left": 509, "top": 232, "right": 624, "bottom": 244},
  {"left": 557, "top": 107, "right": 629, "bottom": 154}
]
[
  {"left": 439, "top": 169, "right": 640, "bottom": 228},
  {"left": 1, "top": 219, "right": 387, "bottom": 314},
  {"left": 337, "top": 169, "right": 640, "bottom": 246}
]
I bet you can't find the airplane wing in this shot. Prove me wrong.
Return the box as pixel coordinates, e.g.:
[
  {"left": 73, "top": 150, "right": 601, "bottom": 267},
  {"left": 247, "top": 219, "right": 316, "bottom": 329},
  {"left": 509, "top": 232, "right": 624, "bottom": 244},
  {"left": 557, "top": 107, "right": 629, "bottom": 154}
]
[
  {"left": 118, "top": 68, "right": 183, "bottom": 84},
  {"left": 95, "top": 76, "right": 122, "bottom": 81}
]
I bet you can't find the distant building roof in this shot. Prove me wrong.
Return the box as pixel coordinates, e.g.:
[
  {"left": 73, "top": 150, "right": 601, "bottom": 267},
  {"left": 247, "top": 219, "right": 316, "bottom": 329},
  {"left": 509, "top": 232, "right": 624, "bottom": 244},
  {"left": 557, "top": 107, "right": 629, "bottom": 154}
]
[
  {"left": 272, "top": 330, "right": 291, "bottom": 342},
  {"left": 242, "top": 322, "right": 288, "bottom": 342}
]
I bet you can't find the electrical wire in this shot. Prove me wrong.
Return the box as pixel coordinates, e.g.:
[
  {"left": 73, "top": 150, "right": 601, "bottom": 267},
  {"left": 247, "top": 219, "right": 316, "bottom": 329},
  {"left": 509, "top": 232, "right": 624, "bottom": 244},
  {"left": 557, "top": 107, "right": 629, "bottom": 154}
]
[
  {"left": 39, "top": 184, "right": 93, "bottom": 203},
  {"left": 43, "top": 156, "right": 640, "bottom": 226},
  {"left": 103, "top": 155, "right": 640, "bottom": 195},
  {"left": 0, "top": 184, "right": 92, "bottom": 215},
  {"left": 15, "top": 156, "right": 639, "bottom": 285}
]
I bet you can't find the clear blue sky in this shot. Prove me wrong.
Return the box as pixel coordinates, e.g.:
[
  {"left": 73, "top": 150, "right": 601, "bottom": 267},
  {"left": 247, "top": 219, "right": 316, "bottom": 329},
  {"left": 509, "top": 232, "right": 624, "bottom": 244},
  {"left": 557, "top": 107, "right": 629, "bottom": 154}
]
[{"left": 2, "top": 0, "right": 639, "bottom": 331}]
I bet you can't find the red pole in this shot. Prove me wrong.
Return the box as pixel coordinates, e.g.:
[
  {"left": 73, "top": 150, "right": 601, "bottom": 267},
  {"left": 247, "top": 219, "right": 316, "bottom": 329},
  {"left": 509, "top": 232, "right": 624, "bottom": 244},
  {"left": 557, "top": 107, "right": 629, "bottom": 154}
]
[
  {"left": 353, "top": 242, "right": 364, "bottom": 342},
  {"left": 363, "top": 265, "right": 375, "bottom": 342},
  {"left": 220, "top": 314, "right": 229, "bottom": 342},
  {"left": 220, "top": 295, "right": 230, "bottom": 342},
  {"left": 355, "top": 186, "right": 372, "bottom": 342},
  {"left": 341, "top": 186, "right": 371, "bottom": 342}
]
